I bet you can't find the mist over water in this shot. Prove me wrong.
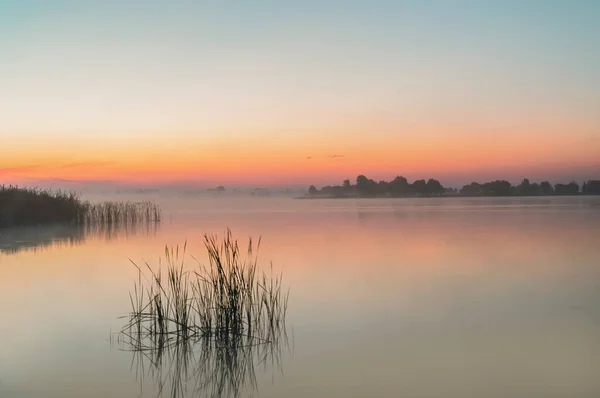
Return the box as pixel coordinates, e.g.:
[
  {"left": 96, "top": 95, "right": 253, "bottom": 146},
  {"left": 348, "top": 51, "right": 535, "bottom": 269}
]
[{"left": 1, "top": 194, "right": 599, "bottom": 397}]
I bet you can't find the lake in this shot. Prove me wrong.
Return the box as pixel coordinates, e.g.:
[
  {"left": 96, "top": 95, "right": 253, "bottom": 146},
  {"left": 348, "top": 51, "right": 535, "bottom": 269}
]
[{"left": 1, "top": 195, "right": 599, "bottom": 398}]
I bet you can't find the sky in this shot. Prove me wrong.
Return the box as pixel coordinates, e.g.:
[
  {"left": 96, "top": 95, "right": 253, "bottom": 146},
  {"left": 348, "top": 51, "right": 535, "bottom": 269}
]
[{"left": 1, "top": 0, "right": 599, "bottom": 188}]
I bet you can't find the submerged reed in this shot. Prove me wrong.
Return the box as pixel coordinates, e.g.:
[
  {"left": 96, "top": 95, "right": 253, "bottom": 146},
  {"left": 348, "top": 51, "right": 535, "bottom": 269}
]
[{"left": 78, "top": 200, "right": 161, "bottom": 226}]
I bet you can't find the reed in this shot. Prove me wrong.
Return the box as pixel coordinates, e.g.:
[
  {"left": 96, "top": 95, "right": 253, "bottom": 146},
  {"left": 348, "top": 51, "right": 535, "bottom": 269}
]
[
  {"left": 117, "top": 230, "right": 289, "bottom": 397},
  {"left": 0, "top": 185, "right": 85, "bottom": 227},
  {"left": 78, "top": 200, "right": 161, "bottom": 226},
  {"left": 0, "top": 185, "right": 161, "bottom": 227},
  {"left": 121, "top": 229, "right": 289, "bottom": 348}
]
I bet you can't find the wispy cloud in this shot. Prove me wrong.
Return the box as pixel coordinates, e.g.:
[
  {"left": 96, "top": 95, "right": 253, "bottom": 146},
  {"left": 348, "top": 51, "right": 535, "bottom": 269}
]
[
  {"left": 0, "top": 165, "right": 41, "bottom": 175},
  {"left": 583, "top": 134, "right": 600, "bottom": 144},
  {"left": 60, "top": 161, "right": 116, "bottom": 169},
  {"left": 0, "top": 161, "right": 116, "bottom": 176},
  {"left": 304, "top": 154, "right": 346, "bottom": 161}
]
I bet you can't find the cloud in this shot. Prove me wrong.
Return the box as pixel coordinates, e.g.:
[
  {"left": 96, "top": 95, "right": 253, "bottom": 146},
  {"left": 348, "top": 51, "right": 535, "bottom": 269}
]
[
  {"left": 584, "top": 134, "right": 599, "bottom": 144},
  {"left": 60, "top": 161, "right": 116, "bottom": 169},
  {"left": 304, "top": 154, "right": 346, "bottom": 161},
  {"left": 0, "top": 165, "right": 41, "bottom": 175},
  {"left": 0, "top": 161, "right": 116, "bottom": 177}
]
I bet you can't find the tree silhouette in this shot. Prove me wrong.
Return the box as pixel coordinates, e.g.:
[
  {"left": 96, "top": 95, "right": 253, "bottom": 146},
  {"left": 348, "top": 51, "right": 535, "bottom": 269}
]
[
  {"left": 540, "top": 181, "right": 554, "bottom": 195},
  {"left": 517, "top": 178, "right": 532, "bottom": 195},
  {"left": 307, "top": 175, "right": 596, "bottom": 198},
  {"left": 426, "top": 179, "right": 444, "bottom": 196},
  {"left": 377, "top": 180, "right": 390, "bottom": 196},
  {"left": 554, "top": 181, "right": 579, "bottom": 195},
  {"left": 584, "top": 180, "right": 600, "bottom": 194},
  {"left": 389, "top": 176, "right": 410, "bottom": 196},
  {"left": 356, "top": 175, "right": 377, "bottom": 197},
  {"left": 411, "top": 179, "right": 427, "bottom": 196},
  {"left": 460, "top": 182, "right": 482, "bottom": 196}
]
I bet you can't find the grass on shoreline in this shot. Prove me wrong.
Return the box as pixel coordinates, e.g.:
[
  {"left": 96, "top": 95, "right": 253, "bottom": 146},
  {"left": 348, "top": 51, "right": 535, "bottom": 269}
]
[{"left": 0, "top": 185, "right": 160, "bottom": 228}]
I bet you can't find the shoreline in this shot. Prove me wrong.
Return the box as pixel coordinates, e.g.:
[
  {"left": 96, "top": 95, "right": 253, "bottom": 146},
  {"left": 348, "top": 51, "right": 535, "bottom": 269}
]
[{"left": 294, "top": 194, "right": 600, "bottom": 200}]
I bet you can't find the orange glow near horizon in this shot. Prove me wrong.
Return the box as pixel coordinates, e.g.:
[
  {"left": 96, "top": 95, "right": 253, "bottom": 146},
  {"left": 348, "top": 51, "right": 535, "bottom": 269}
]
[{"left": 2, "top": 126, "right": 599, "bottom": 186}]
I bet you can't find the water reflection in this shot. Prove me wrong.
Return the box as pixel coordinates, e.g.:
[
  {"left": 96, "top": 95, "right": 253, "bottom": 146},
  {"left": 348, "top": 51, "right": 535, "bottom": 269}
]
[
  {"left": 114, "top": 321, "right": 289, "bottom": 398},
  {"left": 0, "top": 222, "right": 159, "bottom": 255}
]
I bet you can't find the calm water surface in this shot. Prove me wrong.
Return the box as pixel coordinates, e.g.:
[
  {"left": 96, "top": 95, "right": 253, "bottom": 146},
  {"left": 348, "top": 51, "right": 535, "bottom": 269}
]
[{"left": 1, "top": 196, "right": 599, "bottom": 398}]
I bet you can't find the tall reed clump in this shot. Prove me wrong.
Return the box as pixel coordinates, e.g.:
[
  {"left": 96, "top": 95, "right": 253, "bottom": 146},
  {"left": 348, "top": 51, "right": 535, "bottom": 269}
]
[
  {"left": 0, "top": 185, "right": 161, "bottom": 227},
  {"left": 121, "top": 230, "right": 289, "bottom": 349},
  {"left": 116, "top": 230, "right": 289, "bottom": 397},
  {"left": 0, "top": 185, "right": 85, "bottom": 227}
]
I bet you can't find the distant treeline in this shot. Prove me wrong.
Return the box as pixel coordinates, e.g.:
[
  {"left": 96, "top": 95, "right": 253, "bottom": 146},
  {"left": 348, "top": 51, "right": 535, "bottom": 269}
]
[{"left": 306, "top": 176, "right": 600, "bottom": 198}]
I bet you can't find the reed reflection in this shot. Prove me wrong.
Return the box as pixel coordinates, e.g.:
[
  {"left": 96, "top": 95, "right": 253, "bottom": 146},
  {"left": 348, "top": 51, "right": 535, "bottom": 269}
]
[
  {"left": 116, "top": 323, "right": 288, "bottom": 398},
  {"left": 0, "top": 221, "right": 159, "bottom": 255}
]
